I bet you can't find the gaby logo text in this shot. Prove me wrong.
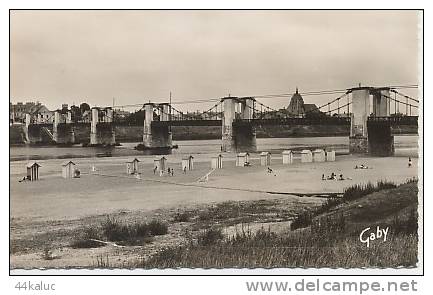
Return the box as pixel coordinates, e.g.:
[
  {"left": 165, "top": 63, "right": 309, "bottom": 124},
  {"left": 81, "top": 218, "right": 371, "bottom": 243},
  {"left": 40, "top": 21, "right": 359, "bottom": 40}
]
[{"left": 359, "top": 226, "right": 389, "bottom": 248}]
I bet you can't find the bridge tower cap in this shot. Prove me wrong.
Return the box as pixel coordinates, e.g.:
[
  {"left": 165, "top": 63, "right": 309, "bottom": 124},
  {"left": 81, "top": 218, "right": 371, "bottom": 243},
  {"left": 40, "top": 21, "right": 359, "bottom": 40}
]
[{"left": 221, "top": 96, "right": 238, "bottom": 101}]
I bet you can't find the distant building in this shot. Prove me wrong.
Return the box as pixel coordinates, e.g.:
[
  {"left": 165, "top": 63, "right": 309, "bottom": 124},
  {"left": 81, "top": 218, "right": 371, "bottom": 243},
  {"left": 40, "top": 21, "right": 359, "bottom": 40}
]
[
  {"left": 113, "top": 109, "right": 131, "bottom": 121},
  {"left": 10, "top": 101, "right": 53, "bottom": 123},
  {"left": 81, "top": 110, "right": 92, "bottom": 123},
  {"left": 303, "top": 104, "right": 320, "bottom": 114},
  {"left": 286, "top": 88, "right": 320, "bottom": 117}
]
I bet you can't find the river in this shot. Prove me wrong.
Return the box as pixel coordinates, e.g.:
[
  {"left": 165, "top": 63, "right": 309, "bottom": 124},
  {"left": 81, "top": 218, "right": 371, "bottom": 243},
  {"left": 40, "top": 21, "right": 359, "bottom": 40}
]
[{"left": 9, "top": 135, "right": 419, "bottom": 162}]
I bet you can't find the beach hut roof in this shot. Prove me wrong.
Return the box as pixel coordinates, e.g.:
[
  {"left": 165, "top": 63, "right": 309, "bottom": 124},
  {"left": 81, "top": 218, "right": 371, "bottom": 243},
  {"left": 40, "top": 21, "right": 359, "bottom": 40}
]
[
  {"left": 155, "top": 156, "right": 167, "bottom": 160},
  {"left": 182, "top": 155, "right": 194, "bottom": 160},
  {"left": 238, "top": 152, "right": 249, "bottom": 156},
  {"left": 282, "top": 150, "right": 293, "bottom": 154},
  {"left": 212, "top": 154, "right": 223, "bottom": 158},
  {"left": 260, "top": 151, "right": 270, "bottom": 156},
  {"left": 126, "top": 158, "right": 140, "bottom": 163},
  {"left": 61, "top": 160, "right": 76, "bottom": 166},
  {"left": 26, "top": 161, "right": 41, "bottom": 168},
  {"left": 313, "top": 149, "right": 324, "bottom": 152},
  {"left": 301, "top": 149, "right": 312, "bottom": 154}
]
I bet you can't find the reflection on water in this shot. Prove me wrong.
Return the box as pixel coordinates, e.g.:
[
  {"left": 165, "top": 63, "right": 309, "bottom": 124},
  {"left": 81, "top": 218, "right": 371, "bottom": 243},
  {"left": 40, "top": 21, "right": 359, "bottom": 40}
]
[{"left": 9, "top": 136, "right": 419, "bottom": 162}]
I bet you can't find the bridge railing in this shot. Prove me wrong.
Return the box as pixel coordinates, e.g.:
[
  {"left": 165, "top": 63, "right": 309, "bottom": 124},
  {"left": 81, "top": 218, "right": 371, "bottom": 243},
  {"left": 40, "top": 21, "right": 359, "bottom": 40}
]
[
  {"left": 233, "top": 117, "right": 351, "bottom": 126},
  {"left": 367, "top": 116, "right": 418, "bottom": 125}
]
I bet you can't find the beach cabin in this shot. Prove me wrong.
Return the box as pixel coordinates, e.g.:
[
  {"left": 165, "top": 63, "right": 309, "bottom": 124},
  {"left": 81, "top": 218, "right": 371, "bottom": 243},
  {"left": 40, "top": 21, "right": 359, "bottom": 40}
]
[
  {"left": 26, "top": 161, "right": 41, "bottom": 181},
  {"left": 313, "top": 149, "right": 326, "bottom": 162},
  {"left": 326, "top": 150, "right": 336, "bottom": 162},
  {"left": 260, "top": 152, "right": 271, "bottom": 166},
  {"left": 182, "top": 155, "right": 194, "bottom": 171},
  {"left": 301, "top": 150, "right": 313, "bottom": 163},
  {"left": 282, "top": 150, "right": 293, "bottom": 164},
  {"left": 236, "top": 152, "right": 250, "bottom": 167},
  {"left": 154, "top": 156, "right": 167, "bottom": 172},
  {"left": 211, "top": 154, "right": 223, "bottom": 169},
  {"left": 62, "top": 161, "right": 76, "bottom": 179},
  {"left": 126, "top": 158, "right": 140, "bottom": 175}
]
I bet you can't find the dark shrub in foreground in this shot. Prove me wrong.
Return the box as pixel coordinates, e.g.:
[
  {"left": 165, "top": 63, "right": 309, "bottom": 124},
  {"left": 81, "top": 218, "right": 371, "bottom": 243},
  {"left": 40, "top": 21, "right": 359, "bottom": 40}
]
[
  {"left": 197, "top": 228, "right": 224, "bottom": 246},
  {"left": 101, "top": 217, "right": 131, "bottom": 242},
  {"left": 71, "top": 226, "right": 104, "bottom": 249},
  {"left": 343, "top": 180, "right": 397, "bottom": 202},
  {"left": 290, "top": 211, "right": 313, "bottom": 231},
  {"left": 147, "top": 220, "right": 168, "bottom": 236},
  {"left": 173, "top": 212, "right": 192, "bottom": 222},
  {"left": 72, "top": 217, "right": 169, "bottom": 248}
]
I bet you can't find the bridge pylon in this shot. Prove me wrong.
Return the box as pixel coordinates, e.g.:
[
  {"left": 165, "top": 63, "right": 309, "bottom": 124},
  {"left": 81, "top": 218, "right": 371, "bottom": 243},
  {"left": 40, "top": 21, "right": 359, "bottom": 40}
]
[
  {"left": 349, "top": 87, "right": 394, "bottom": 156},
  {"left": 53, "top": 110, "right": 75, "bottom": 145},
  {"left": 141, "top": 103, "right": 173, "bottom": 150},
  {"left": 90, "top": 107, "right": 116, "bottom": 146},
  {"left": 221, "top": 97, "right": 257, "bottom": 152}
]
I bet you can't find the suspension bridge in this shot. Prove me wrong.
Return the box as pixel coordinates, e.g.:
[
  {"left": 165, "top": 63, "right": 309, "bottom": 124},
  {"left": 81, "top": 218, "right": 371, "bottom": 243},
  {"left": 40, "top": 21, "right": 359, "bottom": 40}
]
[{"left": 24, "top": 84, "right": 419, "bottom": 156}]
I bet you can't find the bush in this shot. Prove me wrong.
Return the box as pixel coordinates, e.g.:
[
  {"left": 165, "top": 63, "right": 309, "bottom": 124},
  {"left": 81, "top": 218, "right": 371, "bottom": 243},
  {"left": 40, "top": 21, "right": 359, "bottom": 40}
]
[
  {"left": 100, "top": 217, "right": 168, "bottom": 242},
  {"left": 147, "top": 220, "right": 168, "bottom": 236},
  {"left": 343, "top": 180, "right": 397, "bottom": 202},
  {"left": 290, "top": 211, "right": 313, "bottom": 230},
  {"left": 71, "top": 226, "right": 104, "bottom": 249},
  {"left": 101, "top": 217, "right": 131, "bottom": 242},
  {"left": 315, "top": 197, "right": 342, "bottom": 215},
  {"left": 173, "top": 212, "right": 192, "bottom": 222},
  {"left": 197, "top": 228, "right": 224, "bottom": 246}
]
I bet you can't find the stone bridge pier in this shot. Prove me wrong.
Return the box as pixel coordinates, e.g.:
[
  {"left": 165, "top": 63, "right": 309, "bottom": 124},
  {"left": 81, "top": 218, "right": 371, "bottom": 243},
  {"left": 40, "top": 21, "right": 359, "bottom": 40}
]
[
  {"left": 221, "top": 97, "right": 257, "bottom": 152},
  {"left": 349, "top": 87, "right": 394, "bottom": 156},
  {"left": 90, "top": 107, "right": 116, "bottom": 146},
  {"left": 25, "top": 113, "right": 40, "bottom": 144},
  {"left": 53, "top": 110, "right": 75, "bottom": 144},
  {"left": 142, "top": 103, "right": 172, "bottom": 149}
]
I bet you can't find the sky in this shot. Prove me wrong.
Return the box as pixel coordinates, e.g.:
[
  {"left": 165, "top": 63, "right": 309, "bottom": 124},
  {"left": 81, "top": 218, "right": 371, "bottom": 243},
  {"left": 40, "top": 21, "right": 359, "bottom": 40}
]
[{"left": 10, "top": 10, "right": 421, "bottom": 112}]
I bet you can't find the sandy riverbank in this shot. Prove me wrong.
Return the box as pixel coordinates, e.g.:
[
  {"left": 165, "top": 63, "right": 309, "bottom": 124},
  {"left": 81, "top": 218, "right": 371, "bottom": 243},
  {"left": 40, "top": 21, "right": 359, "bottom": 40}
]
[{"left": 10, "top": 153, "right": 419, "bottom": 221}]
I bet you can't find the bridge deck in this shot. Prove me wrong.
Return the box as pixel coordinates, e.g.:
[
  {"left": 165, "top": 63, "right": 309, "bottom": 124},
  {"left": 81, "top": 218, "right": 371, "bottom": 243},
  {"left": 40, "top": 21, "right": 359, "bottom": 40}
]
[
  {"left": 152, "top": 120, "right": 222, "bottom": 127},
  {"left": 26, "top": 116, "right": 418, "bottom": 128}
]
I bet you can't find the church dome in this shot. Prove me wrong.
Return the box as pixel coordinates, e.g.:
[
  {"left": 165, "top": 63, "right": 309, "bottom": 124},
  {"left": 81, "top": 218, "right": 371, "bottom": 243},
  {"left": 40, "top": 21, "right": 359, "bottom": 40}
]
[{"left": 287, "top": 88, "right": 305, "bottom": 116}]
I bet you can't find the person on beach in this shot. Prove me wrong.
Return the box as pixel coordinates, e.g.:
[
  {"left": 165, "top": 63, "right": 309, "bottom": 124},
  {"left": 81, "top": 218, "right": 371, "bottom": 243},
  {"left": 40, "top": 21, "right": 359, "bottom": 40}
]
[
  {"left": 168, "top": 167, "right": 171, "bottom": 175},
  {"left": 322, "top": 174, "right": 326, "bottom": 180},
  {"left": 153, "top": 166, "right": 157, "bottom": 175},
  {"left": 267, "top": 167, "right": 273, "bottom": 174},
  {"left": 339, "top": 174, "right": 344, "bottom": 181},
  {"left": 183, "top": 166, "right": 187, "bottom": 174},
  {"left": 19, "top": 176, "right": 27, "bottom": 182},
  {"left": 408, "top": 157, "right": 412, "bottom": 168},
  {"left": 171, "top": 169, "right": 174, "bottom": 176}
]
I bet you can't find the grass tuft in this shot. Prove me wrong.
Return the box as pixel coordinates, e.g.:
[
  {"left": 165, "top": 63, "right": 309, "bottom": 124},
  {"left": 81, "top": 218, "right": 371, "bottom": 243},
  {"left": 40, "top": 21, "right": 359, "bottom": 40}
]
[{"left": 71, "top": 217, "right": 168, "bottom": 248}]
